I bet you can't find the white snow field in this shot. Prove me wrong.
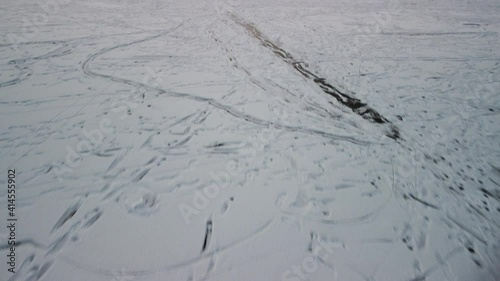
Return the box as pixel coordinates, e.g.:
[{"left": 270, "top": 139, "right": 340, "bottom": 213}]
[{"left": 1, "top": 0, "right": 499, "bottom": 280}]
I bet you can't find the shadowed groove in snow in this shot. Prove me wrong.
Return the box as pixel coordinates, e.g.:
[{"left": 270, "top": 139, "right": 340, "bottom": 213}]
[{"left": 231, "top": 14, "right": 400, "bottom": 140}]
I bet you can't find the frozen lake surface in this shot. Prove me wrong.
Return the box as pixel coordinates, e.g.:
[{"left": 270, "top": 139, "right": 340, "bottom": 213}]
[{"left": 0, "top": 0, "right": 499, "bottom": 280}]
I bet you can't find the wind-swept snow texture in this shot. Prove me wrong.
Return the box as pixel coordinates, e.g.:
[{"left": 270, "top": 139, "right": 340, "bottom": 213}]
[{"left": 0, "top": 0, "right": 499, "bottom": 280}]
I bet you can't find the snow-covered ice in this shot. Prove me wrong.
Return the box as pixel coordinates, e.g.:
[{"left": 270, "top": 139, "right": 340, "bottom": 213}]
[{"left": 0, "top": 0, "right": 499, "bottom": 280}]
